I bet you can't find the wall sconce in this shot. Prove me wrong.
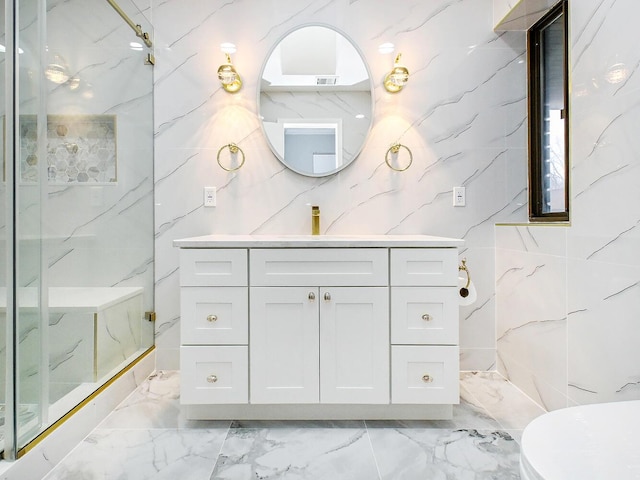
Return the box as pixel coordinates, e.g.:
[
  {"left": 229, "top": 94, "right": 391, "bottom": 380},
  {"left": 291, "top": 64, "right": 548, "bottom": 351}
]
[
  {"left": 384, "top": 53, "right": 409, "bottom": 93},
  {"left": 217, "top": 53, "right": 242, "bottom": 93}
]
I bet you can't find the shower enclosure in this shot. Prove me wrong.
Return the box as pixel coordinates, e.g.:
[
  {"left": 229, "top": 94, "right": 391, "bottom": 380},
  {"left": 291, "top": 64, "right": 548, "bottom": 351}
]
[{"left": 0, "top": 0, "right": 154, "bottom": 459}]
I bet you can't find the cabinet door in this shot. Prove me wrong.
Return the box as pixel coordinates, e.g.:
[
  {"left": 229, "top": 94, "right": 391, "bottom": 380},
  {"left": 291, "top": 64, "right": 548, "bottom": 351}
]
[
  {"left": 250, "top": 287, "right": 319, "bottom": 404},
  {"left": 320, "top": 287, "right": 389, "bottom": 404}
]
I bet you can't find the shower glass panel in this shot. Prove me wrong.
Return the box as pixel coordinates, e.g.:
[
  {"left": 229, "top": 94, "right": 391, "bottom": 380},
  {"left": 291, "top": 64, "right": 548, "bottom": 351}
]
[
  {"left": 0, "top": 0, "right": 8, "bottom": 454},
  {"left": 7, "top": 0, "right": 154, "bottom": 455},
  {"left": 15, "top": 0, "right": 47, "bottom": 450}
]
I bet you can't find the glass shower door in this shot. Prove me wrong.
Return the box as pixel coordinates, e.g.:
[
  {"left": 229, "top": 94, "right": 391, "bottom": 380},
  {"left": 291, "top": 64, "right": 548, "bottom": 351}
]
[
  {"left": 14, "top": 0, "right": 47, "bottom": 452},
  {"left": 3, "top": 0, "right": 155, "bottom": 457}
]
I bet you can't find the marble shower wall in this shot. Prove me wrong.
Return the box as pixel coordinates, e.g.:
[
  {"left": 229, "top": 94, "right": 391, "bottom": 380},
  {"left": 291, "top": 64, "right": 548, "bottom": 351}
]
[
  {"left": 496, "top": 0, "right": 640, "bottom": 409},
  {"left": 40, "top": 0, "right": 155, "bottom": 309},
  {"left": 153, "top": 0, "right": 529, "bottom": 369},
  {"left": 0, "top": 0, "right": 155, "bottom": 402}
]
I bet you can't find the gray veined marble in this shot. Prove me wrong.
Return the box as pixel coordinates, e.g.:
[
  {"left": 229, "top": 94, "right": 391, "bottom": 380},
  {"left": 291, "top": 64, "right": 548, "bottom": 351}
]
[
  {"left": 43, "top": 428, "right": 228, "bottom": 480},
  {"left": 39, "top": 370, "right": 542, "bottom": 480},
  {"left": 368, "top": 428, "right": 520, "bottom": 480},
  {"left": 210, "top": 424, "right": 379, "bottom": 480}
]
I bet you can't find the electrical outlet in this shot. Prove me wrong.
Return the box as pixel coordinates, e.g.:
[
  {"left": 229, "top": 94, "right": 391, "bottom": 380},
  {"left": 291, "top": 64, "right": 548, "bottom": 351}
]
[
  {"left": 204, "top": 187, "right": 217, "bottom": 207},
  {"left": 453, "top": 186, "right": 466, "bottom": 207}
]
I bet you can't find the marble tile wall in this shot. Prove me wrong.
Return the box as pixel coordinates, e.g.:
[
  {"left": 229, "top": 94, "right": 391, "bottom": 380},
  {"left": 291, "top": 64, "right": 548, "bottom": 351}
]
[
  {"left": 493, "top": 0, "right": 557, "bottom": 31},
  {"left": 152, "top": 0, "right": 529, "bottom": 370},
  {"left": 496, "top": 0, "right": 640, "bottom": 408},
  {"left": 1, "top": 0, "right": 154, "bottom": 303},
  {"left": 495, "top": 226, "right": 568, "bottom": 411},
  {"left": 0, "top": 0, "right": 157, "bottom": 396}
]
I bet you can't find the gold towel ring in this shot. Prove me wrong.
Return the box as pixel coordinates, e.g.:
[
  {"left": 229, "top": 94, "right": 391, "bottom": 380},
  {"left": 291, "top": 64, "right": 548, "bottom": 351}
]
[
  {"left": 385, "top": 143, "right": 413, "bottom": 172},
  {"left": 217, "top": 143, "right": 245, "bottom": 172}
]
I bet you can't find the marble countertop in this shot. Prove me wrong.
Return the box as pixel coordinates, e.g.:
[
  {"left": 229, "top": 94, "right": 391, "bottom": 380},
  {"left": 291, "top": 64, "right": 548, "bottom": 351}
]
[{"left": 173, "top": 234, "right": 464, "bottom": 248}]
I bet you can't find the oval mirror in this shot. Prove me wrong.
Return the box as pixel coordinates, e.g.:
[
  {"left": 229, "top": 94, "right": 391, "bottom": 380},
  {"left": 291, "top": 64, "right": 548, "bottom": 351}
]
[{"left": 258, "top": 25, "right": 373, "bottom": 177}]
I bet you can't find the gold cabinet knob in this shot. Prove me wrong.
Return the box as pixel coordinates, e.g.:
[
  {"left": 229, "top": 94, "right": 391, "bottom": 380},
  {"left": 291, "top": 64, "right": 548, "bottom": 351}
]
[
  {"left": 308, "top": 292, "right": 316, "bottom": 301},
  {"left": 207, "top": 374, "right": 218, "bottom": 383},
  {"left": 422, "top": 374, "right": 433, "bottom": 383},
  {"left": 324, "top": 292, "right": 331, "bottom": 301},
  {"left": 422, "top": 314, "right": 432, "bottom": 321},
  {"left": 207, "top": 314, "right": 218, "bottom": 322}
]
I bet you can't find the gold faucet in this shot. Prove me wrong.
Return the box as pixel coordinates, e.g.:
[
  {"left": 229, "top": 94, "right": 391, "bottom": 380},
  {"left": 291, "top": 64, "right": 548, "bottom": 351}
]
[{"left": 311, "top": 205, "right": 320, "bottom": 235}]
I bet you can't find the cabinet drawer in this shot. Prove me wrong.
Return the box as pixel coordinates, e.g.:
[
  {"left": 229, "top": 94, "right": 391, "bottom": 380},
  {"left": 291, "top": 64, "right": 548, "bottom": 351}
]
[
  {"left": 180, "top": 249, "right": 247, "bottom": 286},
  {"left": 250, "top": 248, "right": 388, "bottom": 286},
  {"left": 390, "top": 248, "right": 458, "bottom": 286},
  {"left": 181, "top": 287, "right": 248, "bottom": 345},
  {"left": 391, "top": 346, "right": 459, "bottom": 404},
  {"left": 180, "top": 346, "right": 248, "bottom": 404},
  {"left": 391, "top": 287, "right": 458, "bottom": 345}
]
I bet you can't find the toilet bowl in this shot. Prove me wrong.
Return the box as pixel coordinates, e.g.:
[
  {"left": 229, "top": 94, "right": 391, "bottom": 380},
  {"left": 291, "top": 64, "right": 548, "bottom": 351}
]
[{"left": 520, "top": 400, "right": 640, "bottom": 479}]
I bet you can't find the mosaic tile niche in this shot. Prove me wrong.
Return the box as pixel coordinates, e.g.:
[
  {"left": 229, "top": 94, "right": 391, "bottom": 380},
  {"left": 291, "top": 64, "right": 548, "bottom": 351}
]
[{"left": 20, "top": 114, "right": 117, "bottom": 184}]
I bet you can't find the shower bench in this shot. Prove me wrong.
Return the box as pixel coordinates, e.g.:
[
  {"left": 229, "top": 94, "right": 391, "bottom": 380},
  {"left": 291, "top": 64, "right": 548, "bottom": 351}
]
[{"left": 0, "top": 287, "right": 144, "bottom": 400}]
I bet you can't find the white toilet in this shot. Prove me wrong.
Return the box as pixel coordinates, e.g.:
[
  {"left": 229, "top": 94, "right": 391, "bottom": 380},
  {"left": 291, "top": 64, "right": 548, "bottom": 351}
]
[{"left": 520, "top": 400, "right": 640, "bottom": 479}]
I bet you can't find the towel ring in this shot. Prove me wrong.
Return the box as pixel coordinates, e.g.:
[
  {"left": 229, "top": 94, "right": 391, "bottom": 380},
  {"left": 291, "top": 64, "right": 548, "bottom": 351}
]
[
  {"left": 217, "top": 143, "right": 245, "bottom": 172},
  {"left": 458, "top": 259, "right": 471, "bottom": 298},
  {"left": 385, "top": 143, "right": 413, "bottom": 172}
]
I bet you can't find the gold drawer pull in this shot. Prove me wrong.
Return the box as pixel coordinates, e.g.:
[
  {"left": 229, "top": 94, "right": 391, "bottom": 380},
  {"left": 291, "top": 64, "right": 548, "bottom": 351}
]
[
  {"left": 422, "top": 314, "right": 432, "bottom": 321},
  {"left": 207, "top": 374, "right": 218, "bottom": 383},
  {"left": 422, "top": 374, "right": 433, "bottom": 383},
  {"left": 207, "top": 314, "right": 218, "bottom": 322}
]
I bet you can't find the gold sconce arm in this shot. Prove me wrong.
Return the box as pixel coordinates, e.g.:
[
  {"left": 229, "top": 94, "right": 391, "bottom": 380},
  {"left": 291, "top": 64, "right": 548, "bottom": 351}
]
[
  {"left": 217, "top": 143, "right": 246, "bottom": 171},
  {"left": 384, "top": 53, "right": 410, "bottom": 93},
  {"left": 385, "top": 143, "right": 413, "bottom": 171},
  {"left": 217, "top": 53, "right": 242, "bottom": 93}
]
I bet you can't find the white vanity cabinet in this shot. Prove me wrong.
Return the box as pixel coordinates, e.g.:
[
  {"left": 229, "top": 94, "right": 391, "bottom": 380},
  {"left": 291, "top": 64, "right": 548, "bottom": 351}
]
[
  {"left": 390, "top": 248, "right": 460, "bottom": 404},
  {"left": 175, "top": 234, "right": 463, "bottom": 420},
  {"left": 179, "top": 249, "right": 249, "bottom": 404},
  {"left": 250, "top": 286, "right": 389, "bottom": 404},
  {"left": 249, "top": 248, "right": 389, "bottom": 405}
]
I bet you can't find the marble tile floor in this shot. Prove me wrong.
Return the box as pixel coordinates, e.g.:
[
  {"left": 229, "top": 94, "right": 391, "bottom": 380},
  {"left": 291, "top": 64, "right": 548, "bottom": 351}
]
[{"left": 42, "top": 370, "right": 546, "bottom": 480}]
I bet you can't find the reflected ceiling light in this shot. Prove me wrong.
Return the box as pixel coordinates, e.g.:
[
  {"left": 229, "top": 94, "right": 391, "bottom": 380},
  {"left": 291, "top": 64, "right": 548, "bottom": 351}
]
[
  {"left": 0, "top": 44, "right": 25, "bottom": 54},
  {"left": 129, "top": 41, "right": 144, "bottom": 51},
  {"left": 378, "top": 42, "right": 395, "bottom": 54},
  {"left": 67, "top": 76, "right": 81, "bottom": 91},
  {"left": 220, "top": 42, "right": 237, "bottom": 54},
  {"left": 45, "top": 54, "right": 70, "bottom": 84},
  {"left": 605, "top": 62, "right": 628, "bottom": 84},
  {"left": 217, "top": 53, "right": 242, "bottom": 93},
  {"left": 383, "top": 53, "right": 409, "bottom": 93},
  {"left": 355, "top": 114, "right": 365, "bottom": 119}
]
